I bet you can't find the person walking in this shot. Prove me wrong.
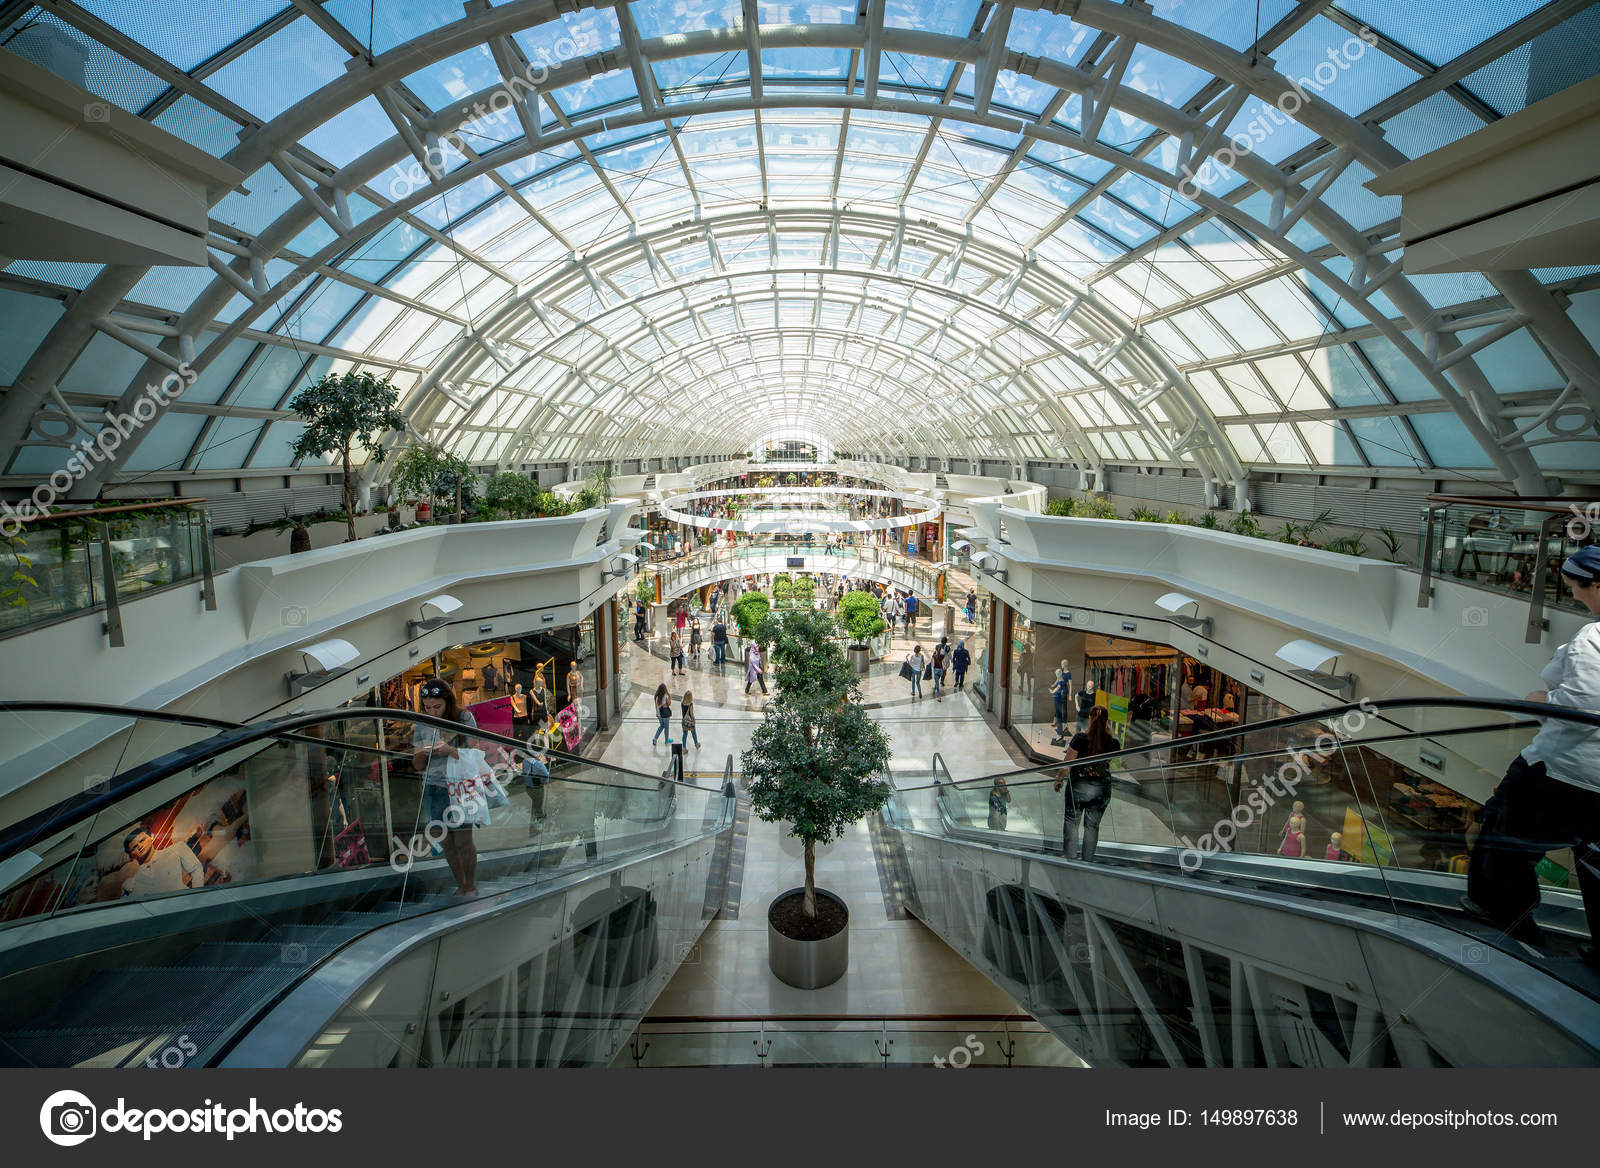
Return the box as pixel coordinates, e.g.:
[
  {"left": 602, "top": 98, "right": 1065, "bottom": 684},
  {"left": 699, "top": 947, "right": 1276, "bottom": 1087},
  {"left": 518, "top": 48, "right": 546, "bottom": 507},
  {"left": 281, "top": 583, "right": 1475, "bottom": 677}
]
[
  {"left": 964, "top": 590, "right": 977, "bottom": 625},
  {"left": 689, "top": 617, "right": 703, "bottom": 667},
  {"left": 904, "top": 590, "right": 919, "bottom": 633},
  {"left": 412, "top": 679, "right": 480, "bottom": 896},
  {"left": 712, "top": 614, "right": 729, "bottom": 666},
  {"left": 634, "top": 597, "right": 648, "bottom": 642},
  {"left": 906, "top": 644, "right": 926, "bottom": 700},
  {"left": 1464, "top": 546, "right": 1600, "bottom": 959},
  {"left": 651, "top": 683, "right": 673, "bottom": 746},
  {"left": 952, "top": 640, "right": 971, "bottom": 690},
  {"left": 669, "top": 628, "right": 685, "bottom": 677},
  {"left": 681, "top": 691, "right": 701, "bottom": 749},
  {"left": 745, "top": 642, "right": 767, "bottom": 696},
  {"left": 931, "top": 637, "right": 949, "bottom": 699},
  {"left": 1055, "top": 705, "right": 1116, "bottom": 862}
]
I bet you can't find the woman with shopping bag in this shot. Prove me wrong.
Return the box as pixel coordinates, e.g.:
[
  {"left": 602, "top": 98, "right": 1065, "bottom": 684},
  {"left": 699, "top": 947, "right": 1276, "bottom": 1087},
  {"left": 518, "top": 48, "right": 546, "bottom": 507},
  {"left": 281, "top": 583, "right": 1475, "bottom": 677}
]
[{"left": 412, "top": 679, "right": 481, "bottom": 896}]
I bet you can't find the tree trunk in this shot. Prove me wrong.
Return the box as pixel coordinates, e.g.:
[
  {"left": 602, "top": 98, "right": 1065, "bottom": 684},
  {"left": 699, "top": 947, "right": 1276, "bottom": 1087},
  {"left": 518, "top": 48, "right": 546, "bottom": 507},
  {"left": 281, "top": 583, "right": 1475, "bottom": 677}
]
[
  {"left": 803, "top": 841, "right": 816, "bottom": 918},
  {"left": 455, "top": 480, "right": 462, "bottom": 524},
  {"left": 341, "top": 445, "right": 357, "bottom": 542}
]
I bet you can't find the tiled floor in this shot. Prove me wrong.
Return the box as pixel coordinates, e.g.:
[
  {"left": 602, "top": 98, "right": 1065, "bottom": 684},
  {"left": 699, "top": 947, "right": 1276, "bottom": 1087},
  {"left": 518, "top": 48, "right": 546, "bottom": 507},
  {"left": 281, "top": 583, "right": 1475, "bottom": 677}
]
[{"left": 612, "top": 618, "right": 1033, "bottom": 1020}]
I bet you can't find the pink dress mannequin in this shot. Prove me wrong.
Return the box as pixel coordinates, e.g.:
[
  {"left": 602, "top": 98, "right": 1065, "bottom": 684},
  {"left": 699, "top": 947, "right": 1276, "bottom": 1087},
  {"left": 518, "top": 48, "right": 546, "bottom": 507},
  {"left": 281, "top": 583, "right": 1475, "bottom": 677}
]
[{"left": 1279, "top": 813, "right": 1308, "bottom": 858}]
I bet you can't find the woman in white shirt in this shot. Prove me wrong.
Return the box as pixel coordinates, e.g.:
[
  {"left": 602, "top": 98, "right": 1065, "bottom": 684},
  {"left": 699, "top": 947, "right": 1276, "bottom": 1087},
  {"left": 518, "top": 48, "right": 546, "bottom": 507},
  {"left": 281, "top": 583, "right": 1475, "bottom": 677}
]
[
  {"left": 906, "top": 645, "right": 927, "bottom": 700},
  {"left": 1464, "top": 546, "right": 1600, "bottom": 964}
]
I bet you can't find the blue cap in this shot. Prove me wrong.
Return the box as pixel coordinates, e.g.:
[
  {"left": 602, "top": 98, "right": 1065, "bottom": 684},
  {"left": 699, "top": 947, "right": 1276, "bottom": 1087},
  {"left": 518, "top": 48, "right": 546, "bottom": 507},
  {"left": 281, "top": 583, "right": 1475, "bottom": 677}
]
[{"left": 1561, "top": 544, "right": 1600, "bottom": 582}]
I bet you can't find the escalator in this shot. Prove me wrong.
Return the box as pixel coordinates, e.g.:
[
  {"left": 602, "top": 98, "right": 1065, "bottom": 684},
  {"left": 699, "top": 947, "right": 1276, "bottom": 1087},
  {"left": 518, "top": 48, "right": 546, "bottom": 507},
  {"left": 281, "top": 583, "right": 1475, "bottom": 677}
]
[
  {"left": 0, "top": 703, "right": 737, "bottom": 1068},
  {"left": 880, "top": 697, "right": 1600, "bottom": 1067}
]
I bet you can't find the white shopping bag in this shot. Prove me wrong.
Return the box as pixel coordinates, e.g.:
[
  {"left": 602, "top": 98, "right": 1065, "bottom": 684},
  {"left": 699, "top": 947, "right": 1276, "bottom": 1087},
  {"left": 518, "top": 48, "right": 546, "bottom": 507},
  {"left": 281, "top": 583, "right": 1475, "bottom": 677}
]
[{"left": 444, "top": 747, "right": 494, "bottom": 827}]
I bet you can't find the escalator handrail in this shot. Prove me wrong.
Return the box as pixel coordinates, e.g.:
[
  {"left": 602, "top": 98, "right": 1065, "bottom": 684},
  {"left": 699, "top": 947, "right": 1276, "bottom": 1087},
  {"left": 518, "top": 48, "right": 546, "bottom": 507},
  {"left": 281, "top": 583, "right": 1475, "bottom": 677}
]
[
  {"left": 0, "top": 705, "right": 689, "bottom": 868},
  {"left": 0, "top": 699, "right": 243, "bottom": 732},
  {"left": 893, "top": 694, "right": 1600, "bottom": 794}
]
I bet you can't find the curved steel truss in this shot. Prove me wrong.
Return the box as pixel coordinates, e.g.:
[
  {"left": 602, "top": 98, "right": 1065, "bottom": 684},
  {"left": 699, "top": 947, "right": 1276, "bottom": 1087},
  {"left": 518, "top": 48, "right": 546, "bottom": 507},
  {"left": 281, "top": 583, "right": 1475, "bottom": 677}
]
[{"left": 2, "top": 0, "right": 1598, "bottom": 498}]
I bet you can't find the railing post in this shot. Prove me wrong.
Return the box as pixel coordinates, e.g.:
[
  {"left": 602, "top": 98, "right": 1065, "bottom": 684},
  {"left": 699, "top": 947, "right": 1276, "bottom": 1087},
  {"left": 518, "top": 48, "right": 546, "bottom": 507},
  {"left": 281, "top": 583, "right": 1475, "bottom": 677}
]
[
  {"left": 1415, "top": 506, "right": 1439, "bottom": 608},
  {"left": 1524, "top": 513, "right": 1561, "bottom": 645},
  {"left": 98, "top": 522, "right": 124, "bottom": 647},
  {"left": 199, "top": 509, "right": 217, "bottom": 612}
]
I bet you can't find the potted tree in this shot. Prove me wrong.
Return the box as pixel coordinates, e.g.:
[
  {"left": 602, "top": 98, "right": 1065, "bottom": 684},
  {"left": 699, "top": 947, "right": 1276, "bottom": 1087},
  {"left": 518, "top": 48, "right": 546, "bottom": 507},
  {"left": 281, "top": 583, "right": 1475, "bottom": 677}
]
[
  {"left": 743, "top": 607, "right": 892, "bottom": 989},
  {"left": 793, "top": 573, "right": 816, "bottom": 610},
  {"left": 837, "top": 589, "right": 886, "bottom": 675},
  {"left": 286, "top": 371, "right": 407, "bottom": 543},
  {"left": 771, "top": 573, "right": 793, "bottom": 608}
]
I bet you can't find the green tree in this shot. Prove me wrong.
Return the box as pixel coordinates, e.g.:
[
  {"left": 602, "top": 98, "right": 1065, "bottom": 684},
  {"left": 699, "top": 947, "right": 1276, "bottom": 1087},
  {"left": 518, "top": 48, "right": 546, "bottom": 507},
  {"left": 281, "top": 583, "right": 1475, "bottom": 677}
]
[
  {"left": 286, "top": 371, "right": 407, "bottom": 541},
  {"left": 742, "top": 607, "right": 892, "bottom": 918},
  {"left": 793, "top": 574, "right": 815, "bottom": 608},
  {"left": 392, "top": 440, "right": 475, "bottom": 523},
  {"left": 485, "top": 471, "right": 540, "bottom": 517},
  {"left": 772, "top": 573, "right": 793, "bottom": 606},
  {"left": 729, "top": 590, "right": 770, "bottom": 637},
  {"left": 836, "top": 590, "right": 886, "bottom": 647}
]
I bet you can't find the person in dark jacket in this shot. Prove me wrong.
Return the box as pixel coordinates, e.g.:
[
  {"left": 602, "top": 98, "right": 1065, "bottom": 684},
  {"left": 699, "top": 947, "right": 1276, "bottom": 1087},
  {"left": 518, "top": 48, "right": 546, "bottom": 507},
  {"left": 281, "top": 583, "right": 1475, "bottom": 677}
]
[{"left": 951, "top": 641, "right": 971, "bottom": 690}]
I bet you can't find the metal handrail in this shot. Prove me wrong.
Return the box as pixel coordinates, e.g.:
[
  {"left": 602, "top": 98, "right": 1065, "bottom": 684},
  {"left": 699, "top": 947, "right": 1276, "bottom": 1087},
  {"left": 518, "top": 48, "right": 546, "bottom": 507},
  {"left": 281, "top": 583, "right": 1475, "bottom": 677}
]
[
  {"left": 892, "top": 694, "right": 1600, "bottom": 794},
  {"left": 0, "top": 704, "right": 691, "bottom": 867}
]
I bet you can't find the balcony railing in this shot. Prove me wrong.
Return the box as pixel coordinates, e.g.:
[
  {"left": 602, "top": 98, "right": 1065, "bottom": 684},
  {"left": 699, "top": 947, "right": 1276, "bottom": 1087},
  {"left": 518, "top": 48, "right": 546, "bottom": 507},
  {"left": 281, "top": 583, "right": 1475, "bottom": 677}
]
[
  {"left": 0, "top": 500, "right": 215, "bottom": 643},
  {"left": 1416, "top": 495, "right": 1597, "bottom": 642}
]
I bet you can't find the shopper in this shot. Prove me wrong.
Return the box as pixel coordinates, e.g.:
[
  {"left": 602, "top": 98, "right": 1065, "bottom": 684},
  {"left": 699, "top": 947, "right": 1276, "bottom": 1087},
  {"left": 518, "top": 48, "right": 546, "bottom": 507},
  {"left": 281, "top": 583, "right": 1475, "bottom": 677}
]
[
  {"left": 745, "top": 642, "right": 767, "bottom": 696},
  {"left": 520, "top": 742, "right": 549, "bottom": 829},
  {"left": 634, "top": 598, "right": 647, "bottom": 641},
  {"left": 987, "top": 777, "right": 1011, "bottom": 830},
  {"left": 964, "top": 590, "right": 977, "bottom": 624},
  {"left": 952, "top": 640, "right": 971, "bottom": 690},
  {"left": 712, "top": 615, "right": 729, "bottom": 666},
  {"left": 906, "top": 644, "right": 926, "bottom": 700},
  {"left": 931, "top": 637, "right": 949, "bottom": 698},
  {"left": 669, "top": 628, "right": 685, "bottom": 677},
  {"left": 1464, "top": 546, "right": 1600, "bottom": 959},
  {"left": 652, "top": 683, "right": 673, "bottom": 746},
  {"left": 1054, "top": 705, "right": 1116, "bottom": 862},
  {"left": 412, "top": 679, "right": 480, "bottom": 896},
  {"left": 689, "top": 617, "right": 703, "bottom": 666},
  {"left": 682, "top": 691, "right": 700, "bottom": 749},
  {"left": 904, "top": 590, "right": 918, "bottom": 632}
]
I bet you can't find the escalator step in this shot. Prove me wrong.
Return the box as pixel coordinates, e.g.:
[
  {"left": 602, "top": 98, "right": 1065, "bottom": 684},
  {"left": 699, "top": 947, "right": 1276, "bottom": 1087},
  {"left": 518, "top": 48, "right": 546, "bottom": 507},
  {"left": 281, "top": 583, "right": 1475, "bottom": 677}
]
[
  {"left": 40, "top": 968, "right": 281, "bottom": 1030},
  {"left": 0, "top": 1028, "right": 227, "bottom": 1070},
  {"left": 181, "top": 941, "right": 339, "bottom": 967},
  {"left": 320, "top": 910, "right": 406, "bottom": 927},
  {"left": 263, "top": 923, "right": 370, "bottom": 943}
]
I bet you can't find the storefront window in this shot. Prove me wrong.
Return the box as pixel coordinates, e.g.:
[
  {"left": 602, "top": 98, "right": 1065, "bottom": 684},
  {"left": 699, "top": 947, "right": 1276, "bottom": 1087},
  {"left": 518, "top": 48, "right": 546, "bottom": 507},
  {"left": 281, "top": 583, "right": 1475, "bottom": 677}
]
[{"left": 1007, "top": 615, "right": 1035, "bottom": 727}]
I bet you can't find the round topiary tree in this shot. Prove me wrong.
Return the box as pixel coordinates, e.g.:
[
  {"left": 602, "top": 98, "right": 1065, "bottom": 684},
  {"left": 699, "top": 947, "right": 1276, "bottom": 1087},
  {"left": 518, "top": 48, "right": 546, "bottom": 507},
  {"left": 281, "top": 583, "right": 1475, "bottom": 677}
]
[
  {"left": 742, "top": 606, "right": 892, "bottom": 920},
  {"left": 729, "top": 590, "right": 770, "bottom": 638},
  {"left": 836, "top": 589, "right": 887, "bottom": 649},
  {"left": 793, "top": 574, "right": 815, "bottom": 608}
]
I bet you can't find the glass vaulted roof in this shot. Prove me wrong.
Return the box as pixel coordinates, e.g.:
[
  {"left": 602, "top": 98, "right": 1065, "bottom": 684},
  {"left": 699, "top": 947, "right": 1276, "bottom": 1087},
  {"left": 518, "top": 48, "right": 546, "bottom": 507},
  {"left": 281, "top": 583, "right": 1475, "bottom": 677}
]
[{"left": 2, "top": 0, "right": 1598, "bottom": 493}]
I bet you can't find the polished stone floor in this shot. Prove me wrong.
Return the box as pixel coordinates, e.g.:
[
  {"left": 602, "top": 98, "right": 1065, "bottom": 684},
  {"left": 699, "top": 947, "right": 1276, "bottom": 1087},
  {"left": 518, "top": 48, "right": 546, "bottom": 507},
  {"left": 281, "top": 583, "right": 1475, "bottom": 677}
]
[{"left": 599, "top": 611, "right": 1044, "bottom": 1023}]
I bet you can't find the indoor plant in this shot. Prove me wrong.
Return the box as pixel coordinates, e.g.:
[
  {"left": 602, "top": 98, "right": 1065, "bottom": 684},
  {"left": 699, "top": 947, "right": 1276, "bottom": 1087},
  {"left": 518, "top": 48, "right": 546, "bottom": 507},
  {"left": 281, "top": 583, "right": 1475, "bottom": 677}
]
[
  {"left": 742, "top": 606, "right": 892, "bottom": 989},
  {"left": 836, "top": 589, "right": 886, "bottom": 674},
  {"left": 286, "top": 370, "right": 407, "bottom": 543}
]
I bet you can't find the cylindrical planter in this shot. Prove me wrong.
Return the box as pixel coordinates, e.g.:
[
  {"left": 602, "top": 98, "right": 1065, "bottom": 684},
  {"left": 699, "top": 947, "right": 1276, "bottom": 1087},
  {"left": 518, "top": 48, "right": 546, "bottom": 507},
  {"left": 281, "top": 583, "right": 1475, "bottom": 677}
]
[
  {"left": 768, "top": 886, "right": 849, "bottom": 989},
  {"left": 848, "top": 644, "right": 871, "bottom": 675}
]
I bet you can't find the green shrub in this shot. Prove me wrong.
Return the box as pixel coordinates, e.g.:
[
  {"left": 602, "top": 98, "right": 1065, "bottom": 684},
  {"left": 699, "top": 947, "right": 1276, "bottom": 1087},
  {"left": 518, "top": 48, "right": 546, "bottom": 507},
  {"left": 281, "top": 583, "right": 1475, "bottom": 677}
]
[
  {"left": 836, "top": 590, "right": 886, "bottom": 645},
  {"left": 772, "top": 573, "right": 794, "bottom": 605},
  {"left": 730, "top": 591, "right": 771, "bottom": 637},
  {"left": 1129, "top": 506, "right": 1162, "bottom": 522}
]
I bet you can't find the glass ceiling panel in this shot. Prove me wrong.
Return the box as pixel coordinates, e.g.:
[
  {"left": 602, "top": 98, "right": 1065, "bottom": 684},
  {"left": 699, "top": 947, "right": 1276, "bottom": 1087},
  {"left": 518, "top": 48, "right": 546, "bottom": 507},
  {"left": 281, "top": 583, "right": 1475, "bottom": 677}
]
[{"left": 0, "top": 1, "right": 1590, "bottom": 483}]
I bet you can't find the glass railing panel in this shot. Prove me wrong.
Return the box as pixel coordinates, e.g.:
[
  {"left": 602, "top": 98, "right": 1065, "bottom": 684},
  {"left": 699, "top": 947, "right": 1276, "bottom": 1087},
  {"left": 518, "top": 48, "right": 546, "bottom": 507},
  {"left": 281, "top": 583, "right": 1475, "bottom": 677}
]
[
  {"left": 1421, "top": 499, "right": 1593, "bottom": 613},
  {"left": 0, "top": 526, "right": 97, "bottom": 634}
]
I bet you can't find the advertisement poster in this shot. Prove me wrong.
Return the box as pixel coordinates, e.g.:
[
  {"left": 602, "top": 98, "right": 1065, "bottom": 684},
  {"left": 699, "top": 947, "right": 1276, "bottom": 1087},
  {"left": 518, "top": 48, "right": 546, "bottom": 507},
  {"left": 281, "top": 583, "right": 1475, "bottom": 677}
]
[
  {"left": 557, "top": 704, "right": 582, "bottom": 751},
  {"left": 0, "top": 771, "right": 255, "bottom": 923}
]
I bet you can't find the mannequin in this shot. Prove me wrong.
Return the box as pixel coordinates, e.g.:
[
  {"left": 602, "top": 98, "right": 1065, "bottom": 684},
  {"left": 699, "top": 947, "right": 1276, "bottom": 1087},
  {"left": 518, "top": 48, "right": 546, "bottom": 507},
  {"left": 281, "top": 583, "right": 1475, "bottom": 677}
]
[
  {"left": 1324, "top": 831, "right": 1346, "bottom": 862},
  {"left": 1074, "top": 678, "right": 1097, "bottom": 733},
  {"left": 1278, "top": 800, "right": 1308, "bottom": 858},
  {"left": 1049, "top": 662, "right": 1072, "bottom": 746}
]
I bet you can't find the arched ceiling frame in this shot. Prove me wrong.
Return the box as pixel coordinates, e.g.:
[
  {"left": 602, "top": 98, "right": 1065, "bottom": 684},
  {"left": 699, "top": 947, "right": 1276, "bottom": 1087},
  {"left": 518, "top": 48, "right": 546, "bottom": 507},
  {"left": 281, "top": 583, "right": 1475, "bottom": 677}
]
[{"left": 1, "top": 0, "right": 1593, "bottom": 497}]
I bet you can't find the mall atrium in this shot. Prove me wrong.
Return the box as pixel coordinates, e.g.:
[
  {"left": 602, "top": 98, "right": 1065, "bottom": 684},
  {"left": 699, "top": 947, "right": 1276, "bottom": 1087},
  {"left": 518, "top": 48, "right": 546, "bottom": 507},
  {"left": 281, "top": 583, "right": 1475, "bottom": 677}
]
[{"left": 0, "top": 0, "right": 1597, "bottom": 1072}]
